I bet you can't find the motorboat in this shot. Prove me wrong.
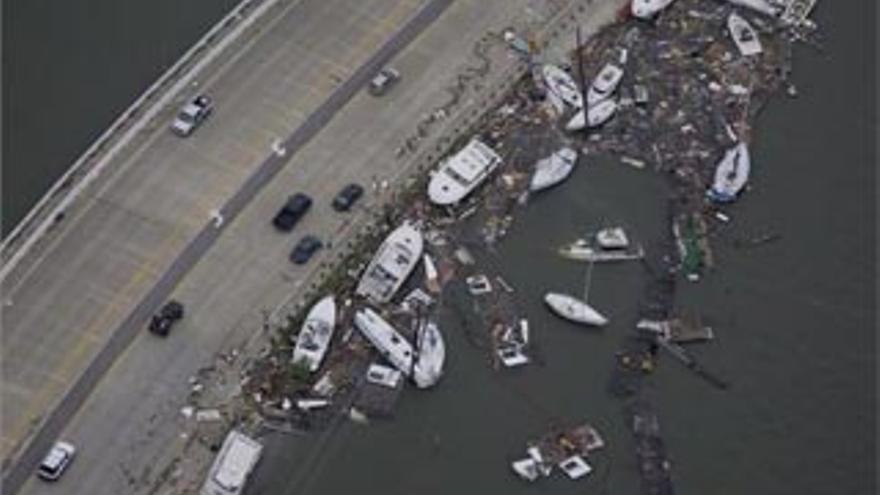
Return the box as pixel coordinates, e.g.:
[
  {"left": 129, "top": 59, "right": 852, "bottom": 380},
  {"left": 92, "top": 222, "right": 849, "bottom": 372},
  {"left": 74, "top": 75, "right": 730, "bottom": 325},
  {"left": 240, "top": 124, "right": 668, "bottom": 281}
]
[
  {"left": 558, "top": 227, "right": 644, "bottom": 262},
  {"left": 565, "top": 98, "right": 618, "bottom": 131},
  {"left": 728, "top": 12, "right": 763, "bottom": 56},
  {"left": 427, "top": 138, "right": 502, "bottom": 205},
  {"left": 631, "top": 0, "right": 676, "bottom": 19},
  {"left": 558, "top": 455, "right": 593, "bottom": 480},
  {"left": 291, "top": 296, "right": 336, "bottom": 372},
  {"left": 542, "top": 65, "right": 583, "bottom": 109},
  {"left": 707, "top": 142, "right": 751, "bottom": 203},
  {"left": 356, "top": 223, "right": 423, "bottom": 304},
  {"left": 413, "top": 321, "right": 445, "bottom": 388},
  {"left": 544, "top": 292, "right": 608, "bottom": 326},
  {"left": 529, "top": 147, "right": 578, "bottom": 191},
  {"left": 724, "top": 0, "right": 781, "bottom": 17},
  {"left": 586, "top": 63, "right": 624, "bottom": 106},
  {"left": 596, "top": 227, "right": 629, "bottom": 248},
  {"left": 354, "top": 308, "right": 414, "bottom": 374}
]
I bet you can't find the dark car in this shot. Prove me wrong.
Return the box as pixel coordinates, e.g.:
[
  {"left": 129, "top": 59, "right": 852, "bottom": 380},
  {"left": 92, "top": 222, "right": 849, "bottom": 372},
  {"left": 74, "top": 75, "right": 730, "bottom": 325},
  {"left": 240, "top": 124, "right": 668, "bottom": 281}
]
[
  {"left": 149, "top": 300, "right": 184, "bottom": 336},
  {"left": 273, "top": 193, "right": 312, "bottom": 231},
  {"left": 332, "top": 183, "right": 364, "bottom": 212},
  {"left": 290, "top": 235, "right": 323, "bottom": 265}
]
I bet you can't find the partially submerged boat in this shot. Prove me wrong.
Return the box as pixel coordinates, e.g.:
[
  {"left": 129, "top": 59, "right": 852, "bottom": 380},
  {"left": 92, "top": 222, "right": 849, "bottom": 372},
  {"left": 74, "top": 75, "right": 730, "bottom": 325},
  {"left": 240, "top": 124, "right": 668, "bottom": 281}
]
[
  {"left": 356, "top": 223, "right": 423, "bottom": 304},
  {"left": 544, "top": 292, "right": 608, "bottom": 326},
  {"left": 631, "top": 0, "right": 676, "bottom": 19},
  {"left": 413, "top": 321, "right": 445, "bottom": 388},
  {"left": 587, "top": 63, "right": 624, "bottom": 106},
  {"left": 707, "top": 142, "right": 751, "bottom": 203},
  {"left": 291, "top": 296, "right": 336, "bottom": 372},
  {"left": 565, "top": 98, "right": 618, "bottom": 131},
  {"left": 542, "top": 65, "right": 583, "bottom": 109},
  {"left": 529, "top": 147, "right": 578, "bottom": 192},
  {"left": 728, "top": 12, "right": 763, "bottom": 56},
  {"left": 559, "top": 227, "right": 644, "bottom": 262},
  {"left": 428, "top": 138, "right": 503, "bottom": 206}
]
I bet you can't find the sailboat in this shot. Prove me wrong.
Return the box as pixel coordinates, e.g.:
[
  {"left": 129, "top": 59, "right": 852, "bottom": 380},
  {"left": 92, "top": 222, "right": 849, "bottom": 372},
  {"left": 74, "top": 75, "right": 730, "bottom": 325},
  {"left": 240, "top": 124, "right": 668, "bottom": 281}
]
[
  {"left": 707, "top": 142, "right": 751, "bottom": 203},
  {"left": 544, "top": 260, "right": 608, "bottom": 326}
]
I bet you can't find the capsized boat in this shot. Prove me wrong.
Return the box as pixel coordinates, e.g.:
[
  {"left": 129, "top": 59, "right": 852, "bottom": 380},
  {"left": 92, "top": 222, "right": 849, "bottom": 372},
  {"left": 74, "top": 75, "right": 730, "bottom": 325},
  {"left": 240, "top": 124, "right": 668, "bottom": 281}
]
[
  {"left": 707, "top": 142, "right": 751, "bottom": 203},
  {"left": 291, "top": 296, "right": 337, "bottom": 372},
  {"left": 727, "top": 12, "right": 763, "bottom": 56},
  {"left": 413, "top": 321, "right": 445, "bottom": 388},
  {"left": 565, "top": 98, "right": 618, "bottom": 131},
  {"left": 427, "top": 138, "right": 502, "bottom": 206},
  {"left": 631, "top": 0, "right": 676, "bottom": 19},
  {"left": 354, "top": 308, "right": 414, "bottom": 374},
  {"left": 544, "top": 292, "right": 608, "bottom": 326},
  {"left": 529, "top": 147, "right": 578, "bottom": 192},
  {"left": 356, "top": 223, "right": 423, "bottom": 304},
  {"left": 587, "top": 63, "right": 624, "bottom": 106},
  {"left": 559, "top": 227, "right": 644, "bottom": 262},
  {"left": 542, "top": 65, "right": 583, "bottom": 109}
]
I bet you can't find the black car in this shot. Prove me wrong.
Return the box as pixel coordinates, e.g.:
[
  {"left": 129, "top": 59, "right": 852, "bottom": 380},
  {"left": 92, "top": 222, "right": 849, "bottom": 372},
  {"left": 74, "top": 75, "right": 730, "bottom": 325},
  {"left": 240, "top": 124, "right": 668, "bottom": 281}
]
[
  {"left": 149, "top": 300, "right": 184, "bottom": 336},
  {"left": 332, "top": 183, "right": 364, "bottom": 212},
  {"left": 290, "top": 235, "right": 323, "bottom": 265},
  {"left": 273, "top": 193, "right": 312, "bottom": 231}
]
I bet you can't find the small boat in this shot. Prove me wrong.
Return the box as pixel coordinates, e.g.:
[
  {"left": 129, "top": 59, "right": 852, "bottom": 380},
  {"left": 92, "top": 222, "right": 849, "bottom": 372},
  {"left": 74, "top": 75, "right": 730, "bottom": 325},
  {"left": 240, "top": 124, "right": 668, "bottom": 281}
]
[
  {"left": 354, "top": 308, "right": 414, "bottom": 374},
  {"left": 558, "top": 455, "right": 593, "bottom": 480},
  {"left": 559, "top": 227, "right": 644, "bottom": 262},
  {"left": 544, "top": 292, "right": 608, "bottom": 326},
  {"left": 565, "top": 99, "right": 618, "bottom": 131},
  {"left": 725, "top": 0, "right": 780, "bottom": 17},
  {"left": 422, "top": 253, "right": 441, "bottom": 293},
  {"left": 542, "top": 65, "right": 583, "bottom": 109},
  {"left": 587, "top": 63, "right": 624, "bottom": 106},
  {"left": 728, "top": 12, "right": 763, "bottom": 56},
  {"left": 291, "top": 296, "right": 336, "bottom": 372},
  {"left": 707, "top": 142, "right": 751, "bottom": 203},
  {"left": 529, "top": 147, "right": 578, "bottom": 191},
  {"left": 498, "top": 345, "right": 530, "bottom": 367},
  {"left": 428, "top": 138, "right": 502, "bottom": 205},
  {"left": 356, "top": 223, "right": 423, "bottom": 304},
  {"left": 511, "top": 458, "right": 541, "bottom": 481},
  {"left": 631, "top": 0, "right": 676, "bottom": 19},
  {"left": 413, "top": 321, "right": 445, "bottom": 388}
]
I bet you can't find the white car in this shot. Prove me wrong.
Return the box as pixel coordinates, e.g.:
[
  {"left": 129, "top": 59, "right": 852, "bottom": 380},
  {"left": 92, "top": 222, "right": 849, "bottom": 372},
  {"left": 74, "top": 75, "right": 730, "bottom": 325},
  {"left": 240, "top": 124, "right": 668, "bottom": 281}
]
[
  {"left": 37, "top": 441, "right": 76, "bottom": 481},
  {"left": 171, "top": 94, "right": 213, "bottom": 136}
]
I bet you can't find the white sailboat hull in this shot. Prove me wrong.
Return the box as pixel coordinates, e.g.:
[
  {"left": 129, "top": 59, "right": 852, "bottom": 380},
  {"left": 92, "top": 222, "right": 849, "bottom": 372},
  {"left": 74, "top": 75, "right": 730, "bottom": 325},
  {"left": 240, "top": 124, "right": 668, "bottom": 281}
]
[
  {"left": 631, "top": 0, "right": 676, "bottom": 19},
  {"left": 529, "top": 147, "right": 578, "bottom": 191},
  {"left": 292, "top": 296, "right": 337, "bottom": 372},
  {"left": 587, "top": 64, "right": 624, "bottom": 106},
  {"left": 413, "top": 322, "right": 445, "bottom": 388},
  {"left": 544, "top": 292, "right": 608, "bottom": 326},
  {"left": 559, "top": 241, "right": 645, "bottom": 262},
  {"left": 566, "top": 98, "right": 618, "bottom": 131},
  {"left": 708, "top": 142, "right": 751, "bottom": 203},
  {"left": 542, "top": 65, "right": 583, "bottom": 109}
]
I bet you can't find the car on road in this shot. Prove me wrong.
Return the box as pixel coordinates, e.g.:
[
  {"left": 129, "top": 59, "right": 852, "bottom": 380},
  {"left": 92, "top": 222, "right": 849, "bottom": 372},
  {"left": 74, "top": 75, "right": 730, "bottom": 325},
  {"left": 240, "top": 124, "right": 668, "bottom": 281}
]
[
  {"left": 368, "top": 68, "right": 400, "bottom": 96},
  {"left": 273, "top": 193, "right": 313, "bottom": 232},
  {"left": 332, "top": 183, "right": 364, "bottom": 212},
  {"left": 171, "top": 94, "right": 213, "bottom": 136},
  {"left": 37, "top": 441, "right": 76, "bottom": 481},
  {"left": 149, "top": 300, "right": 184, "bottom": 337},
  {"left": 290, "top": 236, "right": 323, "bottom": 265}
]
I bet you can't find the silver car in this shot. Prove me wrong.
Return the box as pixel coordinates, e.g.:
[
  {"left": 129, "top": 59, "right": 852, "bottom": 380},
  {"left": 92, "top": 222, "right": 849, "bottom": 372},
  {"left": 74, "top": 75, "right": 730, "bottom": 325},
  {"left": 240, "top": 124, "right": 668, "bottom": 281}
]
[
  {"left": 37, "top": 441, "right": 76, "bottom": 481},
  {"left": 171, "top": 95, "right": 213, "bottom": 136}
]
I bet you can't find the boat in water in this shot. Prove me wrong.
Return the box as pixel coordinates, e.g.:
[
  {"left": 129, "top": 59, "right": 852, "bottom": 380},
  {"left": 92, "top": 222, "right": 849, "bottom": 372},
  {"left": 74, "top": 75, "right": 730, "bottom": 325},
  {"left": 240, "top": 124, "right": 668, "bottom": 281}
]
[
  {"left": 724, "top": 0, "right": 781, "bottom": 17},
  {"left": 542, "top": 65, "right": 583, "bottom": 109},
  {"left": 559, "top": 227, "right": 644, "bottom": 262},
  {"left": 413, "top": 320, "right": 445, "bottom": 388},
  {"left": 354, "top": 308, "right": 414, "bottom": 374},
  {"left": 291, "top": 296, "right": 336, "bottom": 372},
  {"left": 631, "top": 0, "right": 676, "bottom": 19},
  {"left": 356, "top": 223, "right": 423, "bottom": 304},
  {"left": 587, "top": 63, "right": 624, "bottom": 106},
  {"left": 707, "top": 142, "right": 751, "bottom": 203},
  {"left": 529, "top": 147, "right": 578, "bottom": 192},
  {"left": 727, "top": 12, "right": 763, "bottom": 56},
  {"left": 565, "top": 98, "right": 618, "bottom": 131},
  {"left": 427, "top": 138, "right": 502, "bottom": 206},
  {"left": 544, "top": 292, "right": 608, "bottom": 326}
]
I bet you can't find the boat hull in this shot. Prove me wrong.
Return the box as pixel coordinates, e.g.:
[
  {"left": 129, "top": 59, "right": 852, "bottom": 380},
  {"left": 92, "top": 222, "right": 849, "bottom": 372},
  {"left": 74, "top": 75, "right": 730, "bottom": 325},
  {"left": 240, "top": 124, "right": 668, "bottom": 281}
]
[
  {"left": 707, "top": 142, "right": 751, "bottom": 203},
  {"left": 356, "top": 223, "right": 424, "bottom": 304},
  {"left": 292, "top": 296, "right": 336, "bottom": 372},
  {"left": 544, "top": 292, "right": 608, "bottom": 326},
  {"left": 529, "top": 148, "right": 578, "bottom": 191},
  {"left": 413, "top": 322, "right": 445, "bottom": 388}
]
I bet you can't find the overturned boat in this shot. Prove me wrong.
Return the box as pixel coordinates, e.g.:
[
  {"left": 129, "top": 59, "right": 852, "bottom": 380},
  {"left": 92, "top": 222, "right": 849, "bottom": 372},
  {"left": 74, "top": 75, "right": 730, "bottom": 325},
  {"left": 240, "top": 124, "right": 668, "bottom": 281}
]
[
  {"left": 631, "top": 0, "right": 676, "bottom": 19},
  {"left": 542, "top": 65, "right": 583, "bottom": 109},
  {"left": 587, "top": 63, "right": 624, "bottom": 106},
  {"left": 530, "top": 147, "right": 578, "bottom": 192},
  {"left": 544, "top": 292, "right": 608, "bottom": 326},
  {"left": 356, "top": 223, "right": 423, "bottom": 304},
  {"left": 292, "top": 296, "right": 337, "bottom": 372},
  {"left": 413, "top": 321, "right": 446, "bottom": 388},
  {"left": 428, "top": 138, "right": 502, "bottom": 206},
  {"left": 565, "top": 98, "right": 618, "bottom": 131},
  {"left": 728, "top": 12, "right": 763, "bottom": 56},
  {"left": 707, "top": 142, "right": 751, "bottom": 203}
]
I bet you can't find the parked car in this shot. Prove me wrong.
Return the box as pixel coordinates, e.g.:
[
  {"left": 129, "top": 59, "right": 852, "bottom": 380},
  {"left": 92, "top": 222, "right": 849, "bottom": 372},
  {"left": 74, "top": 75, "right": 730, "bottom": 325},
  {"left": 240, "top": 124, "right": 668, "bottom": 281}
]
[
  {"left": 290, "top": 236, "right": 323, "bottom": 265},
  {"left": 368, "top": 68, "right": 400, "bottom": 96},
  {"left": 37, "top": 441, "right": 76, "bottom": 481},
  {"left": 332, "top": 183, "right": 364, "bottom": 212},
  {"left": 171, "top": 95, "right": 213, "bottom": 136},
  {"left": 272, "top": 193, "right": 312, "bottom": 232},
  {"left": 149, "top": 300, "right": 184, "bottom": 337}
]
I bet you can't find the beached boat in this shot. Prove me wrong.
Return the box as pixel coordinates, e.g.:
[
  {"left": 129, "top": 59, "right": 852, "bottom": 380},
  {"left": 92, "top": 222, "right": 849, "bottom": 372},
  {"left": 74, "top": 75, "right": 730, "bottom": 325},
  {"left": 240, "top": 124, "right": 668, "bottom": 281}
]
[
  {"left": 725, "top": 0, "right": 780, "bottom": 17},
  {"left": 587, "top": 63, "right": 624, "bottom": 106},
  {"left": 428, "top": 138, "right": 502, "bottom": 206},
  {"left": 413, "top": 321, "right": 445, "bottom": 388},
  {"left": 542, "top": 65, "right": 583, "bottom": 109},
  {"left": 559, "top": 227, "right": 644, "bottom": 262},
  {"left": 356, "top": 223, "right": 423, "bottom": 304},
  {"left": 354, "top": 308, "right": 414, "bottom": 374},
  {"left": 565, "top": 98, "right": 618, "bottom": 131},
  {"left": 544, "top": 292, "right": 608, "bottom": 326},
  {"left": 291, "top": 296, "right": 336, "bottom": 372},
  {"left": 728, "top": 12, "right": 763, "bottom": 56},
  {"left": 631, "top": 0, "right": 676, "bottom": 19},
  {"left": 422, "top": 253, "right": 441, "bottom": 293},
  {"left": 707, "top": 142, "right": 751, "bottom": 203},
  {"left": 201, "top": 430, "right": 262, "bottom": 495},
  {"left": 529, "top": 147, "right": 578, "bottom": 191}
]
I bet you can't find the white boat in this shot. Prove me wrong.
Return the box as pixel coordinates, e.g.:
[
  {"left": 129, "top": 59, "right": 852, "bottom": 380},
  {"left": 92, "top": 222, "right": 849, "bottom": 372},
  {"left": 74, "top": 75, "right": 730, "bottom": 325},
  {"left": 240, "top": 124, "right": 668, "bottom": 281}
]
[
  {"left": 559, "top": 227, "right": 644, "bottom": 262},
  {"left": 529, "top": 147, "right": 578, "bottom": 191},
  {"left": 291, "top": 296, "right": 336, "bottom": 372},
  {"left": 725, "top": 0, "right": 780, "bottom": 17},
  {"left": 201, "top": 430, "right": 262, "bottom": 495},
  {"left": 356, "top": 223, "right": 423, "bottom": 304},
  {"left": 365, "top": 363, "right": 402, "bottom": 388},
  {"left": 428, "top": 138, "right": 503, "bottom": 206},
  {"left": 498, "top": 345, "right": 530, "bottom": 367},
  {"left": 544, "top": 292, "right": 608, "bottom": 326},
  {"left": 597, "top": 227, "right": 629, "bottom": 248},
  {"left": 542, "top": 65, "right": 583, "bottom": 109},
  {"left": 354, "top": 308, "right": 414, "bottom": 374},
  {"left": 558, "top": 455, "right": 593, "bottom": 480},
  {"left": 422, "top": 253, "right": 441, "bottom": 293},
  {"left": 586, "top": 63, "right": 624, "bottom": 106},
  {"left": 511, "top": 458, "right": 541, "bottom": 481},
  {"left": 707, "top": 142, "right": 751, "bottom": 203},
  {"left": 565, "top": 99, "right": 618, "bottom": 131},
  {"left": 631, "top": 0, "right": 676, "bottom": 19},
  {"left": 727, "top": 12, "right": 763, "bottom": 56},
  {"left": 413, "top": 321, "right": 445, "bottom": 388}
]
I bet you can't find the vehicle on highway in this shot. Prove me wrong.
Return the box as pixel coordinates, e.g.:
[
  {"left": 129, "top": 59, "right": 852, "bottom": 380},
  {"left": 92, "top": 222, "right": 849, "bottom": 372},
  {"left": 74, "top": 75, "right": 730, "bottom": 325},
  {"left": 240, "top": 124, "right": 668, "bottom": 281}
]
[
  {"left": 290, "top": 235, "right": 323, "bottom": 265},
  {"left": 272, "top": 193, "right": 312, "bottom": 232},
  {"left": 368, "top": 68, "right": 400, "bottom": 96},
  {"left": 331, "top": 183, "right": 364, "bottom": 212},
  {"left": 37, "top": 441, "right": 76, "bottom": 481},
  {"left": 149, "top": 300, "right": 185, "bottom": 337},
  {"left": 171, "top": 94, "right": 213, "bottom": 136}
]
